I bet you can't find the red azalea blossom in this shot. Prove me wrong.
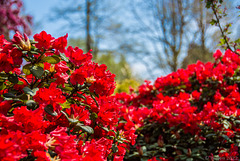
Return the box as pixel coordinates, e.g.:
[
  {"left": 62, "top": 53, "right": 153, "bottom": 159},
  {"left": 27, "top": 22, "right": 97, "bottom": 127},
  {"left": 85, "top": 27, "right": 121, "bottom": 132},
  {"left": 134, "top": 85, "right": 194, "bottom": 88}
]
[
  {"left": 33, "top": 31, "right": 54, "bottom": 50},
  {"left": 65, "top": 46, "right": 92, "bottom": 66},
  {"left": 1, "top": 30, "right": 240, "bottom": 160}
]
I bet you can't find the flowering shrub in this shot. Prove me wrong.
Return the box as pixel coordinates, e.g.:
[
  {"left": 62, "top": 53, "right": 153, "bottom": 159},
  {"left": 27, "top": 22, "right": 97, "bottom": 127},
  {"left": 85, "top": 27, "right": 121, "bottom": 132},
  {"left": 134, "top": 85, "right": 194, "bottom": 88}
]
[
  {"left": 0, "top": 31, "right": 136, "bottom": 161},
  {"left": 2, "top": 30, "right": 240, "bottom": 161},
  {"left": 116, "top": 49, "right": 240, "bottom": 160}
]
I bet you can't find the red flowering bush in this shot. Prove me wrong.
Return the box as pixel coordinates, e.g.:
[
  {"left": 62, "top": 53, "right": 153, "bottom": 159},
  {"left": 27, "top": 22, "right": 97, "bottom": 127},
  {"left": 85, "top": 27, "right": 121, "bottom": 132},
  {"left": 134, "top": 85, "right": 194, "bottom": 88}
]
[
  {"left": 116, "top": 49, "right": 240, "bottom": 160},
  {"left": 2, "top": 30, "right": 240, "bottom": 161},
  {"left": 0, "top": 31, "right": 136, "bottom": 161}
]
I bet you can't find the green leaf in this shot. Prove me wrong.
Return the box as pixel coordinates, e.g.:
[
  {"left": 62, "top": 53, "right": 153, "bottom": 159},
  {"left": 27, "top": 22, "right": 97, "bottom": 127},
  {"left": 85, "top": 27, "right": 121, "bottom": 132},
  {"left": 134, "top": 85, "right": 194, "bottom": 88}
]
[
  {"left": 77, "top": 93, "right": 87, "bottom": 101},
  {"left": 41, "top": 55, "right": 60, "bottom": 64},
  {"left": 0, "top": 82, "right": 6, "bottom": 90},
  {"left": 219, "top": 38, "right": 226, "bottom": 46},
  {"left": 59, "top": 101, "right": 71, "bottom": 109},
  {"left": 32, "top": 88, "right": 39, "bottom": 96},
  {"left": 221, "top": 134, "right": 230, "bottom": 141},
  {"left": 8, "top": 74, "right": 19, "bottom": 84},
  {"left": 235, "top": 120, "right": 240, "bottom": 124},
  {"left": 61, "top": 110, "right": 78, "bottom": 123},
  {"left": 142, "top": 146, "right": 147, "bottom": 153},
  {"left": 26, "top": 100, "right": 37, "bottom": 108},
  {"left": 90, "top": 94, "right": 99, "bottom": 107},
  {"left": 223, "top": 120, "right": 231, "bottom": 129},
  {"left": 210, "top": 19, "right": 217, "bottom": 25},
  {"left": 22, "top": 87, "right": 34, "bottom": 96},
  {"left": 79, "top": 125, "right": 94, "bottom": 134},
  {"left": 17, "top": 81, "right": 24, "bottom": 85},
  {"left": 79, "top": 103, "right": 91, "bottom": 108},
  {"left": 44, "top": 105, "right": 57, "bottom": 116},
  {"left": 60, "top": 85, "right": 73, "bottom": 91},
  {"left": 205, "top": 1, "right": 212, "bottom": 8},
  {"left": 68, "top": 118, "right": 79, "bottom": 124},
  {"left": 23, "top": 64, "right": 32, "bottom": 75},
  {"left": 60, "top": 53, "right": 69, "bottom": 62},
  {"left": 119, "top": 120, "right": 127, "bottom": 123},
  {"left": 101, "top": 126, "right": 109, "bottom": 132},
  {"left": 206, "top": 133, "right": 216, "bottom": 138},
  {"left": 112, "top": 144, "right": 119, "bottom": 153},
  {"left": 127, "top": 152, "right": 140, "bottom": 158},
  {"left": 90, "top": 112, "right": 98, "bottom": 120},
  {"left": 0, "top": 73, "right": 8, "bottom": 78},
  {"left": 3, "top": 92, "right": 17, "bottom": 98},
  {"left": 30, "top": 66, "right": 44, "bottom": 79},
  {"left": 36, "top": 63, "right": 44, "bottom": 69},
  {"left": 30, "top": 51, "right": 39, "bottom": 54},
  {"left": 30, "top": 40, "right": 37, "bottom": 44}
]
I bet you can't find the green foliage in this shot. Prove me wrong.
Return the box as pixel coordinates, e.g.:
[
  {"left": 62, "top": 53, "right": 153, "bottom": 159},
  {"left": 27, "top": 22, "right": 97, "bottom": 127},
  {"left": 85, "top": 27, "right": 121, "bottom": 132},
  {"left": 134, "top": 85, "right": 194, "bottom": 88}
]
[
  {"left": 96, "top": 52, "right": 133, "bottom": 81},
  {"left": 181, "top": 43, "right": 214, "bottom": 69},
  {"left": 68, "top": 38, "right": 86, "bottom": 51},
  {"left": 115, "top": 79, "right": 140, "bottom": 94},
  {"left": 68, "top": 37, "right": 139, "bottom": 81}
]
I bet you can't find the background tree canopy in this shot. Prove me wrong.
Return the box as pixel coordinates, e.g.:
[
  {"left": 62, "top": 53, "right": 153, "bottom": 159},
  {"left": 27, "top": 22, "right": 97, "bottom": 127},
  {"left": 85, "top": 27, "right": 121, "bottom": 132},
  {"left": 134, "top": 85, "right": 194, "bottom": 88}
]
[{"left": 5, "top": 0, "right": 240, "bottom": 80}]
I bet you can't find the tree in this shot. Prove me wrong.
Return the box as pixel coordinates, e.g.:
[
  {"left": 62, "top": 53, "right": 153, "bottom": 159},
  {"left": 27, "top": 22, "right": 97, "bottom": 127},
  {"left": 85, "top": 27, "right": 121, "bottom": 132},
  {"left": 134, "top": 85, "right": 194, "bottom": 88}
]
[
  {"left": 181, "top": 43, "right": 214, "bottom": 69},
  {"left": 50, "top": 0, "right": 121, "bottom": 58},
  {"left": 128, "top": 0, "right": 193, "bottom": 73},
  {"left": 0, "top": 0, "right": 32, "bottom": 39},
  {"left": 122, "top": 0, "right": 228, "bottom": 78},
  {"left": 181, "top": 0, "right": 215, "bottom": 68}
]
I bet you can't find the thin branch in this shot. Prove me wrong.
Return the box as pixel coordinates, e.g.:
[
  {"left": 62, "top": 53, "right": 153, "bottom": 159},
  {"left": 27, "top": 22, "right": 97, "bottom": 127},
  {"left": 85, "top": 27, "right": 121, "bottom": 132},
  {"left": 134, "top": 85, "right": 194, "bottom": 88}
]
[
  {"left": 17, "top": 75, "right": 30, "bottom": 85},
  {"left": 211, "top": 5, "right": 234, "bottom": 53}
]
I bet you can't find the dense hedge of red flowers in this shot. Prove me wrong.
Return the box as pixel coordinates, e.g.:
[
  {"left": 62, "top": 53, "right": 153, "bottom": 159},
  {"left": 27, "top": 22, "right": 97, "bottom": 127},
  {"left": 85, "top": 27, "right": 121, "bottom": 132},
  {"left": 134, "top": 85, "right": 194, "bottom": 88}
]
[
  {"left": 0, "top": 31, "right": 136, "bottom": 161},
  {"left": 115, "top": 49, "right": 240, "bottom": 160},
  {"left": 1, "top": 30, "right": 240, "bottom": 161}
]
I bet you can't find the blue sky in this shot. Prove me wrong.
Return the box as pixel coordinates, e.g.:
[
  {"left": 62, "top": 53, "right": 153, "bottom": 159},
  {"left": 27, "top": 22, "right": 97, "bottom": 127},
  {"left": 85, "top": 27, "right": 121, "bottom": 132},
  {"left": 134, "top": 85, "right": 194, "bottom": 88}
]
[
  {"left": 21, "top": 0, "right": 150, "bottom": 79},
  {"left": 22, "top": 0, "right": 66, "bottom": 37},
  {"left": 21, "top": 0, "right": 240, "bottom": 81}
]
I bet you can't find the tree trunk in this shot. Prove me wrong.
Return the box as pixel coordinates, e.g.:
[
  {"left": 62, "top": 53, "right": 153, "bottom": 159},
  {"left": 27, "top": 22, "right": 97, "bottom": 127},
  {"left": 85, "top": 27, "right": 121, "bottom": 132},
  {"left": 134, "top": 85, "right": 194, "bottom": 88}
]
[{"left": 86, "top": 0, "right": 91, "bottom": 52}]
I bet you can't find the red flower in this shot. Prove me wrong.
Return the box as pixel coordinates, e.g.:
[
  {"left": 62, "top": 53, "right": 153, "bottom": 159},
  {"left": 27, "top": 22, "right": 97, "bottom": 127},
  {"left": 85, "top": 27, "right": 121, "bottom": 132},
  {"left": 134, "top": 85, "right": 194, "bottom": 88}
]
[
  {"left": 52, "top": 34, "right": 68, "bottom": 54},
  {"left": 0, "top": 52, "right": 14, "bottom": 72},
  {"left": 54, "top": 73, "right": 69, "bottom": 87},
  {"left": 65, "top": 46, "right": 92, "bottom": 66},
  {"left": 213, "top": 49, "right": 222, "bottom": 60},
  {"left": 13, "top": 106, "right": 49, "bottom": 133},
  {"left": 0, "top": 98, "right": 12, "bottom": 116},
  {"left": 34, "top": 83, "right": 66, "bottom": 112},
  {"left": 33, "top": 31, "right": 54, "bottom": 50},
  {"left": 55, "top": 61, "right": 69, "bottom": 73},
  {"left": 70, "top": 67, "right": 88, "bottom": 85},
  {"left": 50, "top": 127, "right": 81, "bottom": 161}
]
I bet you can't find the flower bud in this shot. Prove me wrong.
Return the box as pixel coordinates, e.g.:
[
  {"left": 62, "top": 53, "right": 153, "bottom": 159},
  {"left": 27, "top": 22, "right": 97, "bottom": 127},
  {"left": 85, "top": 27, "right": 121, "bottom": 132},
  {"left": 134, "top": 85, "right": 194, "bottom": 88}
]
[
  {"left": 85, "top": 76, "right": 96, "bottom": 84},
  {"left": 175, "top": 131, "right": 180, "bottom": 139},
  {"left": 187, "top": 148, "right": 192, "bottom": 157},
  {"left": 144, "top": 134, "right": 150, "bottom": 143},
  {"left": 157, "top": 135, "right": 164, "bottom": 147},
  {"left": 12, "top": 31, "right": 31, "bottom": 51},
  {"left": 136, "top": 145, "right": 143, "bottom": 156},
  {"left": 176, "top": 149, "right": 182, "bottom": 155}
]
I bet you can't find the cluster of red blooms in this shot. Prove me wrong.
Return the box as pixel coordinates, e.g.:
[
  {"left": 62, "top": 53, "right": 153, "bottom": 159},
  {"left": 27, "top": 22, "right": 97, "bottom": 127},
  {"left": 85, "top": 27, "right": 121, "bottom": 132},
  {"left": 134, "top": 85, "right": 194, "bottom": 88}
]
[
  {"left": 1, "top": 30, "right": 240, "bottom": 161},
  {"left": 115, "top": 49, "right": 240, "bottom": 160},
  {"left": 0, "top": 31, "right": 136, "bottom": 161}
]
